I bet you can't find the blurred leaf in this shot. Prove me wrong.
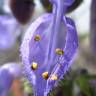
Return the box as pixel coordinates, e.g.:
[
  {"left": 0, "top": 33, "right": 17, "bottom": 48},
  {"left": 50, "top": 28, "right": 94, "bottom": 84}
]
[
  {"left": 79, "top": 33, "right": 88, "bottom": 42},
  {"left": 75, "top": 75, "right": 91, "bottom": 96},
  {"left": 49, "top": 76, "right": 73, "bottom": 96},
  {"left": 23, "top": 78, "right": 32, "bottom": 94}
]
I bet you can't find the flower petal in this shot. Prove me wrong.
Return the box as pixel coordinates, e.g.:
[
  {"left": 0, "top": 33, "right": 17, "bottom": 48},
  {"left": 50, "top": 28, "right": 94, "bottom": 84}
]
[
  {"left": 20, "top": 13, "right": 78, "bottom": 95},
  {"left": 20, "top": 13, "right": 52, "bottom": 95},
  {"left": 0, "top": 69, "right": 13, "bottom": 96},
  {"left": 0, "top": 15, "right": 20, "bottom": 50},
  {"left": 0, "top": 62, "right": 22, "bottom": 96},
  {"left": 45, "top": 17, "right": 78, "bottom": 93}
]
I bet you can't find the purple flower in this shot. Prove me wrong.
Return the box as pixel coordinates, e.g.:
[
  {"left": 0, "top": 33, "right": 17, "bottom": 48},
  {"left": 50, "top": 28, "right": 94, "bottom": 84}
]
[
  {"left": 0, "top": 14, "right": 21, "bottom": 50},
  {"left": 0, "top": 63, "right": 22, "bottom": 96},
  {"left": 20, "top": 0, "right": 78, "bottom": 96}
]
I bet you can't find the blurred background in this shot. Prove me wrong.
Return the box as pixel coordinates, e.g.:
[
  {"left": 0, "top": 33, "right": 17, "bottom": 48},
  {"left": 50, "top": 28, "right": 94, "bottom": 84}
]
[{"left": 0, "top": 0, "right": 96, "bottom": 96}]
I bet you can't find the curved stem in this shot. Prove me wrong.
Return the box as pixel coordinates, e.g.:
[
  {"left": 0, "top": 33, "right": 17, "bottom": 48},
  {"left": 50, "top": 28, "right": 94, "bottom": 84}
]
[
  {"left": 47, "top": 3, "right": 57, "bottom": 60},
  {"left": 44, "top": 3, "right": 57, "bottom": 67},
  {"left": 46, "top": 0, "right": 66, "bottom": 68}
]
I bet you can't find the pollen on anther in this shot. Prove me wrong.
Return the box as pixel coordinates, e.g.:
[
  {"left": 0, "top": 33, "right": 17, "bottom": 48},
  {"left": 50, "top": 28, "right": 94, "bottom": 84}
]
[
  {"left": 34, "top": 34, "right": 41, "bottom": 41},
  {"left": 31, "top": 62, "right": 38, "bottom": 70},
  {"left": 55, "top": 48, "right": 64, "bottom": 55},
  {"left": 42, "top": 71, "right": 49, "bottom": 79},
  {"left": 50, "top": 74, "right": 58, "bottom": 81}
]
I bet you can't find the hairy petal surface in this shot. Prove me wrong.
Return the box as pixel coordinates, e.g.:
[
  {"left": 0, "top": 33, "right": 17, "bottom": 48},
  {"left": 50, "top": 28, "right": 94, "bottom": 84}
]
[
  {"left": 20, "top": 15, "right": 78, "bottom": 96},
  {"left": 45, "top": 17, "right": 78, "bottom": 94},
  {"left": 21, "top": 13, "right": 53, "bottom": 96},
  {"left": 20, "top": 0, "right": 78, "bottom": 95}
]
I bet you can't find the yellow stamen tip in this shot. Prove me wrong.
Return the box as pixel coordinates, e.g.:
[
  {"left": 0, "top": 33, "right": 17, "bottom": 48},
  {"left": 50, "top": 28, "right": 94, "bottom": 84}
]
[
  {"left": 31, "top": 62, "right": 38, "bottom": 70},
  {"left": 50, "top": 74, "right": 58, "bottom": 81},
  {"left": 34, "top": 35, "right": 41, "bottom": 41},
  {"left": 55, "top": 48, "right": 64, "bottom": 55},
  {"left": 42, "top": 71, "right": 49, "bottom": 79}
]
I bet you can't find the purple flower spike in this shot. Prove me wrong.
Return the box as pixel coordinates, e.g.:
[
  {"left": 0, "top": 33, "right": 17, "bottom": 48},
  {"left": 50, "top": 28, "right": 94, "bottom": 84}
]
[
  {"left": 0, "top": 14, "right": 20, "bottom": 50},
  {"left": 0, "top": 63, "right": 22, "bottom": 96},
  {"left": 0, "top": 69, "right": 13, "bottom": 96},
  {"left": 20, "top": 0, "right": 78, "bottom": 95}
]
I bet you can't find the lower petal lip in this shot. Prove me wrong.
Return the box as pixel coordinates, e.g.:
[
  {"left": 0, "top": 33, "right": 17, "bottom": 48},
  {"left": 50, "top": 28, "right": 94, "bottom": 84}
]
[
  {"left": 0, "top": 63, "right": 22, "bottom": 96},
  {"left": 20, "top": 13, "right": 78, "bottom": 95}
]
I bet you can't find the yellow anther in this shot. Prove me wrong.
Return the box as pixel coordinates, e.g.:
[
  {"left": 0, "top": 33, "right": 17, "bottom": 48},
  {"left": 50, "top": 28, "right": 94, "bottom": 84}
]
[
  {"left": 34, "top": 35, "right": 41, "bottom": 41},
  {"left": 50, "top": 74, "right": 58, "bottom": 81},
  {"left": 31, "top": 62, "right": 38, "bottom": 70},
  {"left": 42, "top": 71, "right": 49, "bottom": 79},
  {"left": 55, "top": 48, "right": 64, "bottom": 55}
]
